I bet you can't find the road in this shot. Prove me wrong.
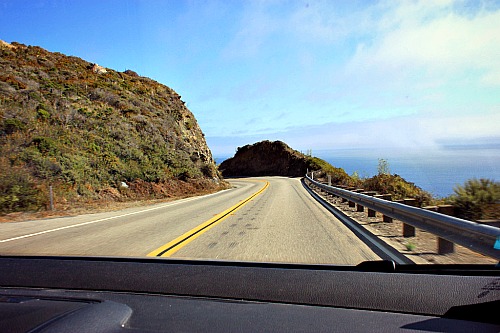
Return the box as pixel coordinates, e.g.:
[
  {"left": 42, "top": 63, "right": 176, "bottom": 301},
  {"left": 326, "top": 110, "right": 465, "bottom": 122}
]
[{"left": 0, "top": 177, "right": 379, "bottom": 264}]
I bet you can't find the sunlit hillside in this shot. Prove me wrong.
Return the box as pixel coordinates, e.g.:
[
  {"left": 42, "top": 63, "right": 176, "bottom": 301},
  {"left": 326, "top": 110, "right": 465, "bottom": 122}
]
[{"left": 0, "top": 40, "right": 225, "bottom": 213}]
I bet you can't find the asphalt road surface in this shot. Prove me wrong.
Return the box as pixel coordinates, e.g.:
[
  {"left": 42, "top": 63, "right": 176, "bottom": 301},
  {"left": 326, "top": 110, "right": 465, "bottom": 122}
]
[{"left": 0, "top": 177, "right": 379, "bottom": 264}]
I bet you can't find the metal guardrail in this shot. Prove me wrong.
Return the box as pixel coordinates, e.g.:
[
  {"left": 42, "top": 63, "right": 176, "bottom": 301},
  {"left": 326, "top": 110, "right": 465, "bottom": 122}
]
[{"left": 305, "top": 175, "right": 500, "bottom": 260}]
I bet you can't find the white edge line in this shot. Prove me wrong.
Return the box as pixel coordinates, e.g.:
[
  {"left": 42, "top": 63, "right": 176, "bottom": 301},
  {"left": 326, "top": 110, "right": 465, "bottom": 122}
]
[{"left": 0, "top": 189, "right": 231, "bottom": 243}]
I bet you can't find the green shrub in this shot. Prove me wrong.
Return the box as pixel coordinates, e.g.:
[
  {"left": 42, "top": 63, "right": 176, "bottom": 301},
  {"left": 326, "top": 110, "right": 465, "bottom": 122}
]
[
  {"left": 404, "top": 242, "right": 416, "bottom": 251},
  {"left": 363, "top": 174, "right": 432, "bottom": 206},
  {"left": 121, "top": 160, "right": 143, "bottom": 181},
  {"left": 201, "top": 164, "right": 216, "bottom": 178},
  {"left": 36, "top": 104, "right": 51, "bottom": 121},
  {"left": 185, "top": 119, "right": 194, "bottom": 130},
  {"left": 77, "top": 107, "right": 94, "bottom": 117},
  {"left": 28, "top": 91, "right": 42, "bottom": 102},
  {"left": 3, "top": 118, "right": 25, "bottom": 134},
  {"left": 58, "top": 153, "right": 93, "bottom": 185},
  {"left": 0, "top": 163, "right": 44, "bottom": 213},
  {"left": 450, "top": 178, "right": 500, "bottom": 221},
  {"left": 32, "top": 136, "right": 57, "bottom": 155},
  {"left": 21, "top": 147, "right": 61, "bottom": 179}
]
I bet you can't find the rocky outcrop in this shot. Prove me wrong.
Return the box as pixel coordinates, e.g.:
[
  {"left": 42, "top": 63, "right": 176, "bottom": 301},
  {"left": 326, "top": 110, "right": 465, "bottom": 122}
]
[
  {"left": 219, "top": 141, "right": 323, "bottom": 177},
  {"left": 0, "top": 40, "right": 15, "bottom": 49},
  {"left": 90, "top": 63, "right": 107, "bottom": 74},
  {"left": 123, "top": 69, "right": 139, "bottom": 77}
]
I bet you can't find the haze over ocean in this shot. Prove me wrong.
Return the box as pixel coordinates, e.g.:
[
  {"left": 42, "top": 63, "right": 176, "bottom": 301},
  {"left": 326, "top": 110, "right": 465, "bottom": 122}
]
[{"left": 215, "top": 146, "right": 499, "bottom": 198}]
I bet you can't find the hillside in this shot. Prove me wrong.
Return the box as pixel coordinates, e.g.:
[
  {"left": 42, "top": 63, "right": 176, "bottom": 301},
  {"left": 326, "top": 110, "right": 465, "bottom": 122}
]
[
  {"left": 219, "top": 140, "right": 351, "bottom": 183},
  {"left": 0, "top": 40, "right": 226, "bottom": 214}
]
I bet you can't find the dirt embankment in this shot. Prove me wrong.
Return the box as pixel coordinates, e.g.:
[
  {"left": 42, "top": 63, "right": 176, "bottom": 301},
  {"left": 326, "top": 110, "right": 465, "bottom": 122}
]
[{"left": 0, "top": 178, "right": 229, "bottom": 223}]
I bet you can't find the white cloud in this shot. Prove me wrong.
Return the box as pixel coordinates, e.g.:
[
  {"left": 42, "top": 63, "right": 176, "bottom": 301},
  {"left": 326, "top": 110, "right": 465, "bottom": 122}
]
[
  {"left": 205, "top": 1, "right": 500, "bottom": 153},
  {"left": 345, "top": 1, "right": 500, "bottom": 85}
]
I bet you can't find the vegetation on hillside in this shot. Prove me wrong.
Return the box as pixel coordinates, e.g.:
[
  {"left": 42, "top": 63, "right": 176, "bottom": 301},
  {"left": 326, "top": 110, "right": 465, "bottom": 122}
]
[
  {"left": 359, "top": 158, "right": 432, "bottom": 206},
  {"left": 306, "top": 156, "right": 352, "bottom": 185},
  {"left": 362, "top": 173, "right": 433, "bottom": 206},
  {"left": 312, "top": 157, "right": 432, "bottom": 206},
  {"left": 0, "top": 41, "right": 224, "bottom": 214}
]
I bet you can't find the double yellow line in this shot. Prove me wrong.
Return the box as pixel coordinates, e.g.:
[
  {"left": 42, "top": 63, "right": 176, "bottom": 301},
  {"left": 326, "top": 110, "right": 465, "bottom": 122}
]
[{"left": 147, "top": 180, "right": 269, "bottom": 257}]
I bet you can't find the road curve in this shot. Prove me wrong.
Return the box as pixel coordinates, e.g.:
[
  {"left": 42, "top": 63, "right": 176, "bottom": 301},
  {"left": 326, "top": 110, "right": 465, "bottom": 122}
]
[{"left": 0, "top": 177, "right": 379, "bottom": 264}]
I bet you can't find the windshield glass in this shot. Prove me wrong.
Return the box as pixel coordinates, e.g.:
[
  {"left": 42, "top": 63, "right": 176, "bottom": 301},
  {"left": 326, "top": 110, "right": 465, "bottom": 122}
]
[{"left": 0, "top": 1, "right": 499, "bottom": 265}]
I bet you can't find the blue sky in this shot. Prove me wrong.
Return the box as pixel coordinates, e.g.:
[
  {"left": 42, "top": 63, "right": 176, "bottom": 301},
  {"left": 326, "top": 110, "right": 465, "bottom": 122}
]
[{"left": 1, "top": 0, "right": 499, "bottom": 157}]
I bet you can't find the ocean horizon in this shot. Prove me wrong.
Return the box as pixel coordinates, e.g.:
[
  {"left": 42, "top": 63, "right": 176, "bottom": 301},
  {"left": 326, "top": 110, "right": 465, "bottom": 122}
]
[{"left": 214, "top": 146, "right": 499, "bottom": 198}]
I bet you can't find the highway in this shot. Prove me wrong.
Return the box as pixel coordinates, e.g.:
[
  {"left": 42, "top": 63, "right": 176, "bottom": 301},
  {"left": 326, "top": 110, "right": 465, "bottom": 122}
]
[{"left": 0, "top": 177, "right": 379, "bottom": 264}]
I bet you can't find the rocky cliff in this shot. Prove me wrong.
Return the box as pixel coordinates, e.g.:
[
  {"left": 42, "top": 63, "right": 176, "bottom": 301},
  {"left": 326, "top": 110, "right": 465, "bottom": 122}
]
[{"left": 0, "top": 40, "right": 225, "bottom": 213}]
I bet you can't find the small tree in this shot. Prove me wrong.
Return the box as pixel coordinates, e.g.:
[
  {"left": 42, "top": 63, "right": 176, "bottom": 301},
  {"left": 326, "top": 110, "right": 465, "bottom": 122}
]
[{"left": 377, "top": 158, "right": 390, "bottom": 175}]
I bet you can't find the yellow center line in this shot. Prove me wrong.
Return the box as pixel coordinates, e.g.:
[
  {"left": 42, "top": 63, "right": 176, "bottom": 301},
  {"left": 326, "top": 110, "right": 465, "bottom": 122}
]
[{"left": 147, "top": 180, "right": 269, "bottom": 257}]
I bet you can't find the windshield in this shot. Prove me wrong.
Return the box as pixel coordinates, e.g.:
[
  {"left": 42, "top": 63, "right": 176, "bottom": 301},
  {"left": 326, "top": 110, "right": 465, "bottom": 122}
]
[{"left": 0, "top": 1, "right": 499, "bottom": 266}]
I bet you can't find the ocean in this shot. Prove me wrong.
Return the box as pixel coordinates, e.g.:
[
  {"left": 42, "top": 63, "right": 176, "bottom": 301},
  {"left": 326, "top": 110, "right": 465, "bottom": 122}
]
[
  {"left": 317, "top": 147, "right": 499, "bottom": 198},
  {"left": 215, "top": 147, "right": 500, "bottom": 198}
]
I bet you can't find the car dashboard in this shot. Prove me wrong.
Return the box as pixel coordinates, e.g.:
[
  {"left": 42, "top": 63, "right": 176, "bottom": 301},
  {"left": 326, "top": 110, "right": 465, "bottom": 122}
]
[{"left": 0, "top": 256, "right": 499, "bottom": 332}]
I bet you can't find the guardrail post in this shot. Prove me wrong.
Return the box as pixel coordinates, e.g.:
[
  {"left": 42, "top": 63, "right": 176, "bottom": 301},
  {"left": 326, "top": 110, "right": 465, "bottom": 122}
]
[
  {"left": 402, "top": 199, "right": 417, "bottom": 237},
  {"left": 328, "top": 175, "right": 331, "bottom": 186},
  {"left": 362, "top": 191, "right": 377, "bottom": 217},
  {"left": 352, "top": 189, "right": 365, "bottom": 212},
  {"left": 437, "top": 236, "right": 454, "bottom": 254},
  {"left": 437, "top": 205, "right": 456, "bottom": 254},
  {"left": 374, "top": 194, "right": 393, "bottom": 222},
  {"left": 345, "top": 188, "right": 355, "bottom": 206}
]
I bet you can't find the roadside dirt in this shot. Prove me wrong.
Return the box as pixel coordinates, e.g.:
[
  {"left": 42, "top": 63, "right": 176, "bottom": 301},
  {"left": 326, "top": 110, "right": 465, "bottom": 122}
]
[
  {"left": 0, "top": 181, "right": 228, "bottom": 223},
  {"left": 313, "top": 188, "right": 497, "bottom": 265}
]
